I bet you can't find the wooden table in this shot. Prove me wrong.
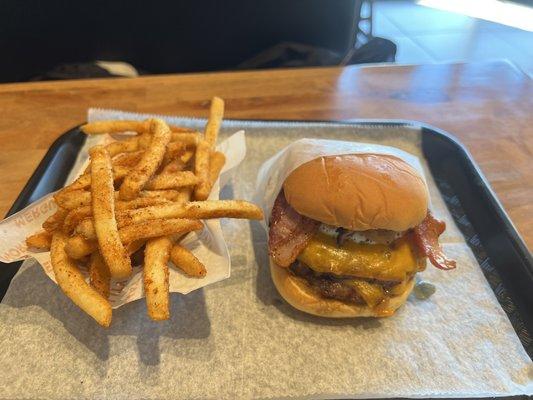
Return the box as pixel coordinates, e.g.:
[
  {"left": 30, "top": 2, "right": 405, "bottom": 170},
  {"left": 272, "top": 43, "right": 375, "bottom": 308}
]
[{"left": 0, "top": 61, "right": 531, "bottom": 248}]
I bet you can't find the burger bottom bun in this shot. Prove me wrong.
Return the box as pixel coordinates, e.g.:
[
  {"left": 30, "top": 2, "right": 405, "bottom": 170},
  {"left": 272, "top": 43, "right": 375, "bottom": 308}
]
[{"left": 270, "top": 259, "right": 415, "bottom": 318}]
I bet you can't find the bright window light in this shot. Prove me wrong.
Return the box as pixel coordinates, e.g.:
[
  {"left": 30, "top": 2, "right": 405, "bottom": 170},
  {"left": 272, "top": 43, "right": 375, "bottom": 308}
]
[{"left": 417, "top": 0, "right": 533, "bottom": 32}]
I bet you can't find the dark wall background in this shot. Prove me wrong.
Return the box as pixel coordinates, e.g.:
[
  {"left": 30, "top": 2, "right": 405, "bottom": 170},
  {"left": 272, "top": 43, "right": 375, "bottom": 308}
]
[{"left": 0, "top": 0, "right": 358, "bottom": 82}]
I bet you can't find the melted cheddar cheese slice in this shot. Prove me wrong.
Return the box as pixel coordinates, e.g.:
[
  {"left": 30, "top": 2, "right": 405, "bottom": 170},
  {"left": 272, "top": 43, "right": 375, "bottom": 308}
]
[{"left": 297, "top": 231, "right": 425, "bottom": 281}]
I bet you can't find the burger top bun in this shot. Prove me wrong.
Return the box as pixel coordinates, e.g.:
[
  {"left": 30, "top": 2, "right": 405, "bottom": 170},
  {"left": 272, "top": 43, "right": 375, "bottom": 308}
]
[
  {"left": 270, "top": 261, "right": 414, "bottom": 318},
  {"left": 282, "top": 153, "right": 429, "bottom": 232}
]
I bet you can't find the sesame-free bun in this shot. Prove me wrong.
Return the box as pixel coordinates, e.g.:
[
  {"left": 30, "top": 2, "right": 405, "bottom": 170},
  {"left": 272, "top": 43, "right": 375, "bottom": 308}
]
[
  {"left": 283, "top": 154, "right": 429, "bottom": 232},
  {"left": 270, "top": 260, "right": 414, "bottom": 318}
]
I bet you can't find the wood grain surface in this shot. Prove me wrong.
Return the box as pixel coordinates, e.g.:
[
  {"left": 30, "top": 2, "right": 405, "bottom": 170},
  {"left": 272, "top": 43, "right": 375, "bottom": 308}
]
[{"left": 0, "top": 61, "right": 531, "bottom": 248}]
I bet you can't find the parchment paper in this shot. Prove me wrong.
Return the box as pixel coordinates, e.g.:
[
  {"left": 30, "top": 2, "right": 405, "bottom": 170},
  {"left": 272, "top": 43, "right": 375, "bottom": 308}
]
[
  {"left": 0, "top": 128, "right": 247, "bottom": 307},
  {"left": 0, "top": 111, "right": 530, "bottom": 399}
]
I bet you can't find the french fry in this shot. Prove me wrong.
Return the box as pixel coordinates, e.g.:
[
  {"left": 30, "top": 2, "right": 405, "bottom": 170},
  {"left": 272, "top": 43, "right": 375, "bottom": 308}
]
[
  {"left": 81, "top": 120, "right": 149, "bottom": 135},
  {"left": 170, "top": 132, "right": 199, "bottom": 146},
  {"left": 175, "top": 187, "right": 192, "bottom": 204},
  {"left": 50, "top": 232, "right": 112, "bottom": 327},
  {"left": 112, "top": 150, "right": 144, "bottom": 167},
  {"left": 25, "top": 231, "right": 52, "bottom": 250},
  {"left": 193, "top": 140, "right": 211, "bottom": 200},
  {"left": 117, "top": 200, "right": 264, "bottom": 226},
  {"left": 139, "top": 190, "right": 180, "bottom": 201},
  {"left": 170, "top": 245, "right": 206, "bottom": 278},
  {"left": 143, "top": 236, "right": 172, "bottom": 321},
  {"left": 90, "top": 145, "right": 132, "bottom": 278},
  {"left": 63, "top": 206, "right": 93, "bottom": 233},
  {"left": 42, "top": 207, "right": 69, "bottom": 232},
  {"left": 119, "top": 218, "right": 203, "bottom": 244},
  {"left": 65, "top": 235, "right": 98, "bottom": 260},
  {"left": 105, "top": 136, "right": 140, "bottom": 157},
  {"left": 119, "top": 119, "right": 171, "bottom": 200},
  {"left": 65, "top": 165, "right": 129, "bottom": 192},
  {"left": 89, "top": 252, "right": 110, "bottom": 299},
  {"left": 202, "top": 151, "right": 226, "bottom": 197},
  {"left": 54, "top": 189, "right": 90, "bottom": 210},
  {"left": 145, "top": 171, "right": 199, "bottom": 190},
  {"left": 204, "top": 96, "right": 224, "bottom": 148},
  {"left": 160, "top": 160, "right": 185, "bottom": 174},
  {"left": 163, "top": 141, "right": 187, "bottom": 164},
  {"left": 169, "top": 126, "right": 197, "bottom": 133},
  {"left": 180, "top": 150, "right": 195, "bottom": 164},
  {"left": 75, "top": 218, "right": 97, "bottom": 240}
]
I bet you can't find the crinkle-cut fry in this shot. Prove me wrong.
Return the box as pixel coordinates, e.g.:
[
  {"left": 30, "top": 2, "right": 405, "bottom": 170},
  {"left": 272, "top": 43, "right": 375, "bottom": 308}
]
[
  {"left": 105, "top": 136, "right": 140, "bottom": 157},
  {"left": 54, "top": 189, "right": 91, "bottom": 210},
  {"left": 65, "top": 235, "right": 98, "bottom": 260},
  {"left": 81, "top": 120, "right": 149, "bottom": 135},
  {"left": 204, "top": 96, "right": 224, "bottom": 148},
  {"left": 193, "top": 140, "right": 210, "bottom": 200},
  {"left": 145, "top": 171, "right": 199, "bottom": 190},
  {"left": 119, "top": 218, "right": 203, "bottom": 244},
  {"left": 144, "top": 237, "right": 172, "bottom": 321},
  {"left": 119, "top": 119, "right": 171, "bottom": 200},
  {"left": 26, "top": 231, "right": 52, "bottom": 250},
  {"left": 50, "top": 232, "right": 112, "bottom": 327},
  {"left": 90, "top": 145, "right": 132, "bottom": 278},
  {"left": 112, "top": 150, "right": 144, "bottom": 167},
  {"left": 43, "top": 207, "right": 69, "bottom": 232},
  {"left": 170, "top": 245, "right": 206, "bottom": 278},
  {"left": 118, "top": 200, "right": 264, "bottom": 226},
  {"left": 170, "top": 132, "right": 199, "bottom": 146},
  {"left": 89, "top": 251, "right": 110, "bottom": 299}
]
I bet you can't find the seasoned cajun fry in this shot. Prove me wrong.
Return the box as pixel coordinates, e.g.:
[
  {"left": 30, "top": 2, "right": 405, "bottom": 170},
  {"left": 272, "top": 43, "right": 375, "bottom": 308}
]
[
  {"left": 175, "top": 187, "right": 192, "bottom": 204},
  {"left": 119, "top": 119, "right": 171, "bottom": 200},
  {"left": 145, "top": 171, "right": 199, "bottom": 190},
  {"left": 126, "top": 239, "right": 146, "bottom": 256},
  {"left": 75, "top": 218, "right": 97, "bottom": 240},
  {"left": 50, "top": 232, "right": 112, "bottom": 327},
  {"left": 112, "top": 150, "right": 144, "bottom": 167},
  {"left": 139, "top": 190, "right": 180, "bottom": 201},
  {"left": 119, "top": 218, "right": 203, "bottom": 243},
  {"left": 203, "top": 151, "right": 226, "bottom": 196},
  {"left": 25, "top": 231, "right": 52, "bottom": 250},
  {"left": 81, "top": 120, "right": 149, "bottom": 135},
  {"left": 64, "top": 165, "right": 129, "bottom": 192},
  {"left": 204, "top": 96, "right": 224, "bottom": 148},
  {"left": 65, "top": 235, "right": 98, "bottom": 260},
  {"left": 90, "top": 145, "right": 132, "bottom": 278},
  {"left": 63, "top": 206, "right": 93, "bottom": 233},
  {"left": 160, "top": 160, "right": 184, "bottom": 175},
  {"left": 180, "top": 150, "right": 195, "bottom": 164},
  {"left": 193, "top": 139, "right": 211, "bottom": 200},
  {"left": 43, "top": 207, "right": 69, "bottom": 232},
  {"left": 144, "top": 236, "right": 172, "bottom": 321},
  {"left": 118, "top": 200, "right": 264, "bottom": 226},
  {"left": 89, "top": 251, "right": 110, "bottom": 299},
  {"left": 170, "top": 132, "right": 199, "bottom": 146},
  {"left": 54, "top": 189, "right": 90, "bottom": 210},
  {"left": 170, "top": 245, "right": 206, "bottom": 278},
  {"left": 105, "top": 136, "right": 140, "bottom": 157},
  {"left": 169, "top": 126, "right": 197, "bottom": 133}
]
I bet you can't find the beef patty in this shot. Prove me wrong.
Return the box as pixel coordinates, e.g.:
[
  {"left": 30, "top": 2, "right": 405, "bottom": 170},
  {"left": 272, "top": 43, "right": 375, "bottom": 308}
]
[{"left": 289, "top": 261, "right": 365, "bottom": 305}]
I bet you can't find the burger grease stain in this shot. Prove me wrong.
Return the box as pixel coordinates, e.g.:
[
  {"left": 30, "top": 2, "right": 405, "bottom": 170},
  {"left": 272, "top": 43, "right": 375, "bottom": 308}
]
[{"left": 414, "top": 280, "right": 436, "bottom": 300}]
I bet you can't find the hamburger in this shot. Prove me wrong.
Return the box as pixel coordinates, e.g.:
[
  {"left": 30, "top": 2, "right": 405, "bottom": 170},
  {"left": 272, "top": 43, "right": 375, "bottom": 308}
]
[{"left": 268, "top": 153, "right": 455, "bottom": 318}]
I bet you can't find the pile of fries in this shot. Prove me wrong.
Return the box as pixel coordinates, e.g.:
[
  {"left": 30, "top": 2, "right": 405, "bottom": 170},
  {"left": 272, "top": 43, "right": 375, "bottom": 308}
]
[{"left": 25, "top": 97, "right": 263, "bottom": 327}]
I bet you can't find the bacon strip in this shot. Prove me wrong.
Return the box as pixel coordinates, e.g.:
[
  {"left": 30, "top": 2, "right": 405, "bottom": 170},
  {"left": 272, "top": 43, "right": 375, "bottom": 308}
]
[
  {"left": 413, "top": 212, "right": 456, "bottom": 270},
  {"left": 268, "top": 191, "right": 319, "bottom": 267}
]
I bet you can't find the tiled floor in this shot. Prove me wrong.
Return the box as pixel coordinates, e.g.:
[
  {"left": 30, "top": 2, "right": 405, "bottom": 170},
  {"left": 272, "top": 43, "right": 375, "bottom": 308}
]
[{"left": 372, "top": 0, "right": 533, "bottom": 76}]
